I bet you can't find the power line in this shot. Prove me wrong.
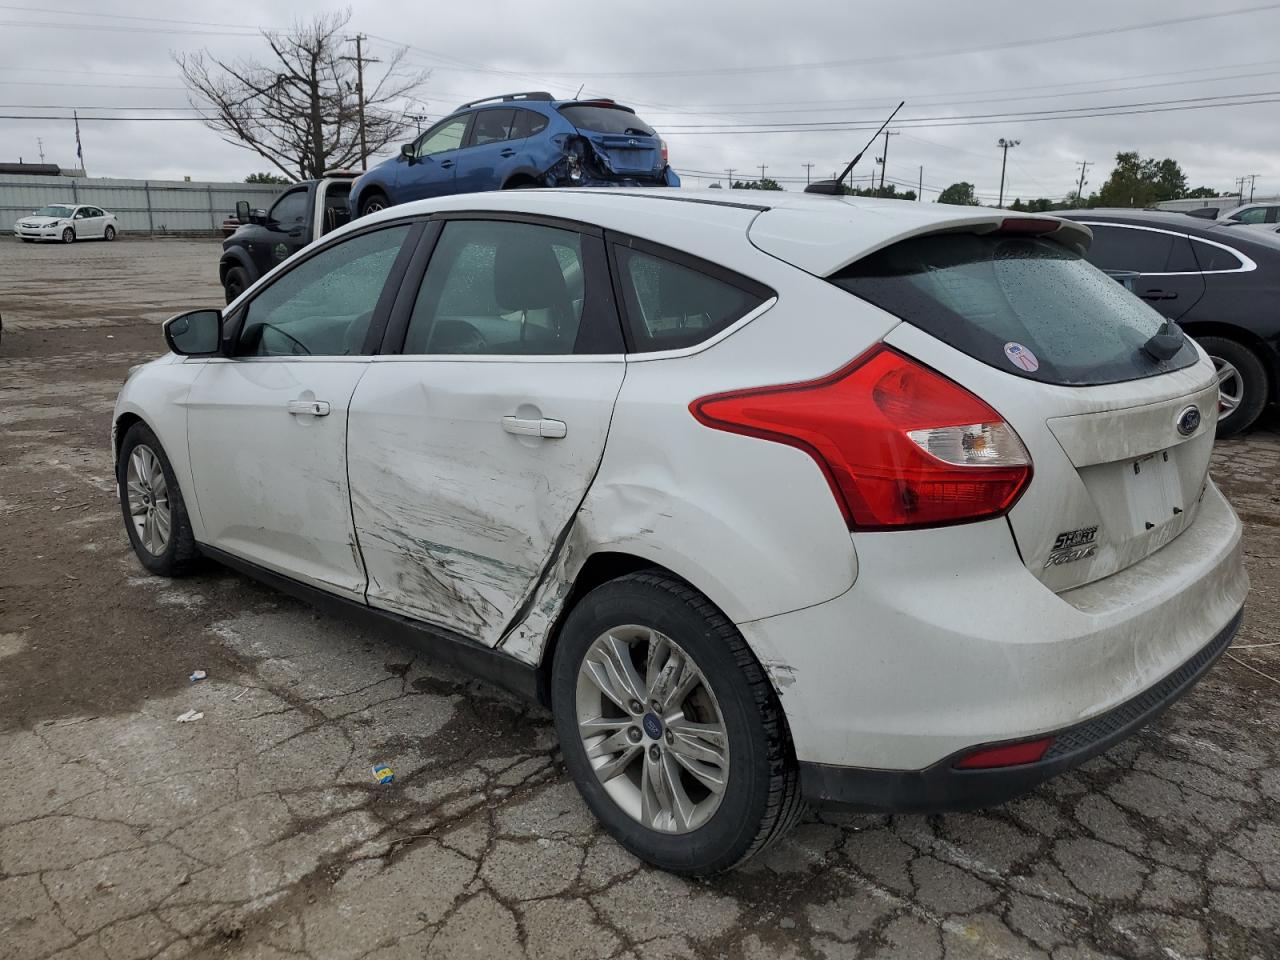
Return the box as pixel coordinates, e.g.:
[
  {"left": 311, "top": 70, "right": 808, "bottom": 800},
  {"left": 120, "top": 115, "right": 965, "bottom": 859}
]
[
  {"left": 519, "top": 3, "right": 1280, "bottom": 79},
  {"left": 0, "top": 18, "right": 260, "bottom": 36}
]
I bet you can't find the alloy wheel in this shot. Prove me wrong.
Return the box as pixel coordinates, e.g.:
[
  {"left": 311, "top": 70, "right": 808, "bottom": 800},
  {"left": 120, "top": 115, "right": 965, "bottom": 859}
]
[
  {"left": 575, "top": 626, "right": 729, "bottom": 834},
  {"left": 1212, "top": 354, "right": 1243, "bottom": 421},
  {"left": 125, "top": 444, "right": 171, "bottom": 556}
]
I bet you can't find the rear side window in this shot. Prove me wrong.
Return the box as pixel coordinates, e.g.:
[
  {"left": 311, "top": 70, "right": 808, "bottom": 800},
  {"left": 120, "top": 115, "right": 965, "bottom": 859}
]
[
  {"left": 512, "top": 109, "right": 548, "bottom": 138},
  {"left": 1191, "top": 240, "right": 1243, "bottom": 272},
  {"left": 614, "top": 245, "right": 768, "bottom": 352},
  {"left": 558, "top": 104, "right": 655, "bottom": 136},
  {"left": 833, "top": 233, "right": 1198, "bottom": 386},
  {"left": 1083, "top": 225, "right": 1173, "bottom": 273}
]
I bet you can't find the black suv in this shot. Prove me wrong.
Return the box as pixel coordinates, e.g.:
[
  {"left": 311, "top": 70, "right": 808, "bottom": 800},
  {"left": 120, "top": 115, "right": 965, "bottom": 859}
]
[{"left": 1061, "top": 209, "right": 1280, "bottom": 436}]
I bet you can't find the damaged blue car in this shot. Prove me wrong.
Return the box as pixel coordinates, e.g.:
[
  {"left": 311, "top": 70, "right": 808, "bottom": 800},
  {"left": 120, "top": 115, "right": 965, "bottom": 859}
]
[{"left": 349, "top": 92, "right": 679, "bottom": 217}]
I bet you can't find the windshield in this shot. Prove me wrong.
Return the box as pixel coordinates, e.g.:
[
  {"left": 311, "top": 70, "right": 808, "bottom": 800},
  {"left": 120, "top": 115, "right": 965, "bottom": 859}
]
[
  {"left": 33, "top": 205, "right": 74, "bottom": 218},
  {"left": 558, "top": 104, "right": 655, "bottom": 137},
  {"left": 832, "top": 233, "right": 1199, "bottom": 386}
]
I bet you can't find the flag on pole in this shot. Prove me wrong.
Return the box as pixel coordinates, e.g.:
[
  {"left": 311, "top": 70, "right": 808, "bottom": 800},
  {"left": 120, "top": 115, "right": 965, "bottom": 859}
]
[{"left": 74, "top": 109, "right": 85, "bottom": 175}]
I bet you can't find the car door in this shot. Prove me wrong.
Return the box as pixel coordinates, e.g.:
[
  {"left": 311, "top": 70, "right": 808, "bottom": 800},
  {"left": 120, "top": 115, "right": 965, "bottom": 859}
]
[
  {"left": 1079, "top": 221, "right": 1205, "bottom": 322},
  {"left": 347, "top": 216, "right": 626, "bottom": 644},
  {"left": 397, "top": 116, "right": 470, "bottom": 202},
  {"left": 71, "top": 205, "right": 95, "bottom": 238},
  {"left": 78, "top": 206, "right": 103, "bottom": 237},
  {"left": 185, "top": 221, "right": 420, "bottom": 598},
  {"left": 453, "top": 108, "right": 520, "bottom": 194}
]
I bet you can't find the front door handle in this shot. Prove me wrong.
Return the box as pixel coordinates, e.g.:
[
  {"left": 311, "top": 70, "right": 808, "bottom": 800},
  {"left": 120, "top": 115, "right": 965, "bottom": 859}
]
[
  {"left": 440, "top": 159, "right": 454, "bottom": 169},
  {"left": 287, "top": 399, "right": 331, "bottom": 417},
  {"left": 502, "top": 416, "right": 566, "bottom": 439}
]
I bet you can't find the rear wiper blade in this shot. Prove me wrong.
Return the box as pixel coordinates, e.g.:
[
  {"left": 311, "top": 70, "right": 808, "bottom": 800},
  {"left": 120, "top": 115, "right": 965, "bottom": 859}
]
[{"left": 1143, "top": 320, "right": 1185, "bottom": 362}]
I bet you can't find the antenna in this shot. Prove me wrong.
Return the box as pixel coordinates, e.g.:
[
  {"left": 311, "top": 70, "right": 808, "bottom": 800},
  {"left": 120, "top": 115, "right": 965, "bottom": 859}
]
[
  {"left": 806, "top": 100, "right": 905, "bottom": 195},
  {"left": 574, "top": 82, "right": 585, "bottom": 99}
]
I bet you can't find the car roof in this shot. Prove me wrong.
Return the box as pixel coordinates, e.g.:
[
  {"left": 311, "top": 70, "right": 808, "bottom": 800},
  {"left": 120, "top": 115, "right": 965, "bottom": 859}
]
[
  {"left": 348, "top": 187, "right": 1094, "bottom": 276},
  {"left": 1061, "top": 207, "right": 1280, "bottom": 253}
]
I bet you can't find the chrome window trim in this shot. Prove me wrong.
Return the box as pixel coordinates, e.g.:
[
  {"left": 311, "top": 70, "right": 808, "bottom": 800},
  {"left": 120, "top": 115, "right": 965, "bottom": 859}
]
[{"left": 1079, "top": 220, "right": 1257, "bottom": 275}]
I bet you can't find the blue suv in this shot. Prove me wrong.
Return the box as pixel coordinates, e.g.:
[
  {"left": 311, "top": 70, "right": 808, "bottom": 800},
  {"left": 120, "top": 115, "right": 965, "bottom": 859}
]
[{"left": 349, "top": 92, "right": 679, "bottom": 217}]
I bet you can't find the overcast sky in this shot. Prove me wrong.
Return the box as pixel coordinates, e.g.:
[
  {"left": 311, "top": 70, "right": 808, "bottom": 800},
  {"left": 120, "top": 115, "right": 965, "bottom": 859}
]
[{"left": 2, "top": 0, "right": 1278, "bottom": 202}]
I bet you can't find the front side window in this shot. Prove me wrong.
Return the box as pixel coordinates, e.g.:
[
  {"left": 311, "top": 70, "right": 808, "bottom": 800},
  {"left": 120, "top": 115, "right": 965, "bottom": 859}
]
[
  {"left": 404, "top": 220, "right": 588, "bottom": 355},
  {"left": 470, "top": 109, "right": 516, "bottom": 146},
  {"left": 269, "top": 190, "right": 308, "bottom": 226},
  {"left": 74, "top": 207, "right": 90, "bottom": 219},
  {"left": 237, "top": 225, "right": 410, "bottom": 357},
  {"left": 1231, "top": 207, "right": 1268, "bottom": 224},
  {"left": 615, "top": 246, "right": 767, "bottom": 352},
  {"left": 833, "top": 232, "right": 1198, "bottom": 386},
  {"left": 415, "top": 117, "right": 468, "bottom": 158}
]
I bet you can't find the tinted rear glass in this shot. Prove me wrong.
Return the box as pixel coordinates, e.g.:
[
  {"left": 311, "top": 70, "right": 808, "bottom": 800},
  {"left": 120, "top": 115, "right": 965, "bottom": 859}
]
[
  {"left": 832, "top": 233, "right": 1198, "bottom": 386},
  {"left": 558, "top": 105, "right": 655, "bottom": 136}
]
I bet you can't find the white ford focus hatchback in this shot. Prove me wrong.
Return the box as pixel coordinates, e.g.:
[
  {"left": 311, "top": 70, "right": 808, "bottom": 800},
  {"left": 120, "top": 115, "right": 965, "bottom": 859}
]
[{"left": 114, "top": 188, "right": 1248, "bottom": 874}]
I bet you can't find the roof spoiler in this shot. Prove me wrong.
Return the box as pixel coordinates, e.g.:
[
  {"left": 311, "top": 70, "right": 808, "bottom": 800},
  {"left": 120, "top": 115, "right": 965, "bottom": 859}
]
[{"left": 454, "top": 91, "right": 555, "bottom": 111}]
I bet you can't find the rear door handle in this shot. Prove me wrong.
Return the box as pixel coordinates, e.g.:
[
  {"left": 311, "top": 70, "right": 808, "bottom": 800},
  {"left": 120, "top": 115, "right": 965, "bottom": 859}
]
[
  {"left": 499, "top": 148, "right": 516, "bottom": 158},
  {"left": 1140, "top": 290, "right": 1177, "bottom": 300},
  {"left": 502, "top": 416, "right": 566, "bottom": 439},
  {"left": 287, "top": 399, "right": 330, "bottom": 417}
]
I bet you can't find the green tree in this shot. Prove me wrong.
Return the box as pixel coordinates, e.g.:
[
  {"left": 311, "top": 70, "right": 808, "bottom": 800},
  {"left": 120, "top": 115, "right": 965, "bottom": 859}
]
[
  {"left": 830, "top": 182, "right": 916, "bottom": 201},
  {"left": 1185, "top": 185, "right": 1221, "bottom": 199},
  {"left": 732, "top": 178, "right": 784, "bottom": 191},
  {"left": 938, "top": 182, "right": 980, "bottom": 205},
  {"left": 1095, "top": 152, "right": 1191, "bottom": 207},
  {"left": 1010, "top": 197, "right": 1026, "bottom": 211},
  {"left": 245, "top": 171, "right": 291, "bottom": 184}
]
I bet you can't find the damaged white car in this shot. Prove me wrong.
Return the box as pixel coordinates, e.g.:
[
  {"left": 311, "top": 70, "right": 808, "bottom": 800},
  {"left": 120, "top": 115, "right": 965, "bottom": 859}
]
[{"left": 114, "top": 188, "right": 1248, "bottom": 874}]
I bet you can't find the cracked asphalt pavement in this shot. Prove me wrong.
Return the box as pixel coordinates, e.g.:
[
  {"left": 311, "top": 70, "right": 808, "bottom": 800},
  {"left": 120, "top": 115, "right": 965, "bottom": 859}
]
[{"left": 1, "top": 237, "right": 1278, "bottom": 960}]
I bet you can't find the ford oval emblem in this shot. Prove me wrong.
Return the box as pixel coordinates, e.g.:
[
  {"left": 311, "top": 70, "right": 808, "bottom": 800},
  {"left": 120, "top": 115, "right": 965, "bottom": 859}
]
[{"left": 1176, "top": 405, "right": 1201, "bottom": 436}]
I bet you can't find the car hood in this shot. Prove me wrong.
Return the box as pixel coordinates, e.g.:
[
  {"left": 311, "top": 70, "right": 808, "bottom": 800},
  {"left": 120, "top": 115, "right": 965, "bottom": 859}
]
[{"left": 18, "top": 216, "right": 63, "bottom": 226}]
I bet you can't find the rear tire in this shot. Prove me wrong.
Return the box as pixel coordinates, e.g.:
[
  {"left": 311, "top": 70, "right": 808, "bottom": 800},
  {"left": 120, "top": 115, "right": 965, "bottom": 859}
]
[
  {"left": 552, "top": 571, "right": 803, "bottom": 875},
  {"left": 61, "top": 227, "right": 74, "bottom": 244},
  {"left": 359, "top": 192, "right": 389, "bottom": 218},
  {"left": 223, "top": 265, "right": 251, "bottom": 305},
  {"left": 117, "top": 422, "right": 201, "bottom": 577},
  {"left": 1197, "top": 336, "right": 1269, "bottom": 437},
  {"left": 104, "top": 225, "right": 116, "bottom": 241}
]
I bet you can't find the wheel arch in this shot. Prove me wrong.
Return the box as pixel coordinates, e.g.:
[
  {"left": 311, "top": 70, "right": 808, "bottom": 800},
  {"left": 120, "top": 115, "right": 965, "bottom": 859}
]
[{"left": 501, "top": 170, "right": 543, "bottom": 189}]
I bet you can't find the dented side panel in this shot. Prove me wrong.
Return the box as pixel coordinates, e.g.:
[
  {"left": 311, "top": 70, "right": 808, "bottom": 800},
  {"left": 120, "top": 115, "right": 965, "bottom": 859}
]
[{"left": 348, "top": 356, "right": 625, "bottom": 647}]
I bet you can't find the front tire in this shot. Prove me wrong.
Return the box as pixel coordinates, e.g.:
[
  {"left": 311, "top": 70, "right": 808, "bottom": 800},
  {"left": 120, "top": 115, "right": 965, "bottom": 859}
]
[
  {"left": 117, "top": 422, "right": 200, "bottom": 576},
  {"left": 1197, "top": 336, "right": 1269, "bottom": 437},
  {"left": 223, "top": 265, "right": 251, "bottom": 304},
  {"left": 552, "top": 571, "right": 803, "bottom": 875},
  {"left": 61, "top": 227, "right": 74, "bottom": 244},
  {"left": 104, "top": 225, "right": 116, "bottom": 241},
  {"left": 359, "top": 192, "right": 389, "bottom": 218}
]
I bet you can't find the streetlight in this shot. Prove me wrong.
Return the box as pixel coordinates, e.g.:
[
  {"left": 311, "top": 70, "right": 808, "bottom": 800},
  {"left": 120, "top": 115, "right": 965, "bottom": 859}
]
[{"left": 997, "top": 138, "right": 1020, "bottom": 208}]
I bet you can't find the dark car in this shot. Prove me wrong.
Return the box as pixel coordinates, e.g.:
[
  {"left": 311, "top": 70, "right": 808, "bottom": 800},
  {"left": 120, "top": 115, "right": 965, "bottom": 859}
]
[
  {"left": 349, "top": 92, "right": 679, "bottom": 218},
  {"left": 1060, "top": 209, "right": 1280, "bottom": 436}
]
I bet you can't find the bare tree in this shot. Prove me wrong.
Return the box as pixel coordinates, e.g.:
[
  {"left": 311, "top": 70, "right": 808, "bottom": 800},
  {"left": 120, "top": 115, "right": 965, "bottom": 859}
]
[{"left": 175, "top": 10, "right": 428, "bottom": 181}]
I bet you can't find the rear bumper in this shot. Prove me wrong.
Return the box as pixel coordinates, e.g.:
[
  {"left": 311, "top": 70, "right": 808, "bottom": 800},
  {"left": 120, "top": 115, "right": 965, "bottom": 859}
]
[{"left": 799, "top": 608, "right": 1242, "bottom": 811}]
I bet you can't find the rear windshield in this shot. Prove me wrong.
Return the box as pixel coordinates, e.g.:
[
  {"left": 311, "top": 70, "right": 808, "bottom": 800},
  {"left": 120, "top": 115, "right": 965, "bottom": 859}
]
[
  {"left": 832, "top": 233, "right": 1199, "bottom": 386},
  {"left": 558, "top": 104, "right": 655, "bottom": 137}
]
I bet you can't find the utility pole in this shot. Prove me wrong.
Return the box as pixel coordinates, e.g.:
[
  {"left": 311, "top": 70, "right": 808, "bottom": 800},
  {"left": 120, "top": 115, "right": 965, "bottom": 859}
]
[
  {"left": 726, "top": 168, "right": 735, "bottom": 189},
  {"left": 406, "top": 113, "right": 429, "bottom": 136},
  {"left": 37, "top": 137, "right": 45, "bottom": 164},
  {"left": 918, "top": 165, "right": 923, "bottom": 201},
  {"left": 1247, "top": 174, "right": 1259, "bottom": 202},
  {"left": 1235, "top": 176, "right": 1247, "bottom": 202},
  {"left": 1074, "top": 160, "right": 1091, "bottom": 207},
  {"left": 874, "top": 129, "right": 898, "bottom": 195},
  {"left": 342, "top": 34, "right": 379, "bottom": 170},
  {"left": 802, "top": 162, "right": 814, "bottom": 185},
  {"left": 997, "top": 137, "right": 1020, "bottom": 208},
  {"left": 759, "top": 163, "right": 768, "bottom": 184}
]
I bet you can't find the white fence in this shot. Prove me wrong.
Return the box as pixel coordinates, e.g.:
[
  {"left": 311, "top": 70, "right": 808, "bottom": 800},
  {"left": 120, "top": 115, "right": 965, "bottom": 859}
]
[{"left": 0, "top": 175, "right": 286, "bottom": 235}]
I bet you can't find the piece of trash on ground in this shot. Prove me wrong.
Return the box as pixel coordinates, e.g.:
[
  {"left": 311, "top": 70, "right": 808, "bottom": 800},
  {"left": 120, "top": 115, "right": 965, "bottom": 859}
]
[
  {"left": 372, "top": 764, "right": 394, "bottom": 784},
  {"left": 176, "top": 710, "right": 203, "bottom": 723},
  {"left": 189, "top": 670, "right": 207, "bottom": 682}
]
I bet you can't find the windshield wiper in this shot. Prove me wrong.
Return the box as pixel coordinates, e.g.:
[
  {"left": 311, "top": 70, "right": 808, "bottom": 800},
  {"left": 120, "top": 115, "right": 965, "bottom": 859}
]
[{"left": 1142, "top": 320, "right": 1185, "bottom": 362}]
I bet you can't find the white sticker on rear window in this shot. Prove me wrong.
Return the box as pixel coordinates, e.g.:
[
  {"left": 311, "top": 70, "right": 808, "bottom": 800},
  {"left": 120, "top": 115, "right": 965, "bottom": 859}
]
[{"left": 1004, "top": 341, "right": 1040, "bottom": 372}]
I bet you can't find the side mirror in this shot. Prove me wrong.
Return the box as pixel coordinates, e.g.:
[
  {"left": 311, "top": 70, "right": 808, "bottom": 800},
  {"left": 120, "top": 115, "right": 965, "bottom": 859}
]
[
  {"left": 235, "top": 200, "right": 250, "bottom": 222},
  {"left": 163, "top": 309, "right": 223, "bottom": 357},
  {"left": 249, "top": 208, "right": 268, "bottom": 225},
  {"left": 400, "top": 143, "right": 415, "bottom": 161}
]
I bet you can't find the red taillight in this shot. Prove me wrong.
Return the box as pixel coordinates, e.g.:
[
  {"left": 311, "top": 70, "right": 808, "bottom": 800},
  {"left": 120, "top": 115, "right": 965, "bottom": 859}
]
[
  {"left": 954, "top": 737, "right": 1053, "bottom": 769},
  {"left": 998, "top": 217, "right": 1060, "bottom": 235},
  {"left": 690, "top": 345, "right": 1032, "bottom": 530}
]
